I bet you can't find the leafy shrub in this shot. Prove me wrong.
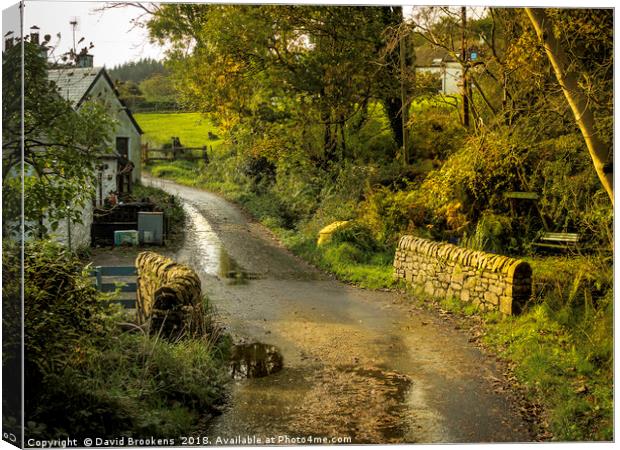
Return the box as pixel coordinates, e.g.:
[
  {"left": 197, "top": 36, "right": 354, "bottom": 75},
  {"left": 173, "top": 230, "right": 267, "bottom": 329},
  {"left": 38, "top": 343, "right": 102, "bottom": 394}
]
[
  {"left": 344, "top": 102, "right": 398, "bottom": 163},
  {"left": 358, "top": 185, "right": 431, "bottom": 245},
  {"left": 410, "top": 101, "right": 465, "bottom": 161},
  {"left": 16, "top": 241, "right": 229, "bottom": 440},
  {"left": 240, "top": 155, "right": 276, "bottom": 188},
  {"left": 23, "top": 241, "right": 103, "bottom": 386},
  {"left": 330, "top": 222, "right": 378, "bottom": 253},
  {"left": 461, "top": 211, "right": 516, "bottom": 254},
  {"left": 529, "top": 134, "right": 612, "bottom": 247}
]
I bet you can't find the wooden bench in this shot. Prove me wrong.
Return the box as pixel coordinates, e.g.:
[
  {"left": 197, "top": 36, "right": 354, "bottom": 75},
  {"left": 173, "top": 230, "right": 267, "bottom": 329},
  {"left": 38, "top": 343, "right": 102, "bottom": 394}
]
[
  {"left": 533, "top": 232, "right": 580, "bottom": 250},
  {"left": 91, "top": 266, "right": 137, "bottom": 308}
]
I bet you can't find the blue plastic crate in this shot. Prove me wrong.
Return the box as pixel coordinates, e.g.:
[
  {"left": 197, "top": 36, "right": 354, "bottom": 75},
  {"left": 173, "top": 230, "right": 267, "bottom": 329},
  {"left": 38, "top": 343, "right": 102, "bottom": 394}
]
[{"left": 114, "top": 230, "right": 139, "bottom": 246}]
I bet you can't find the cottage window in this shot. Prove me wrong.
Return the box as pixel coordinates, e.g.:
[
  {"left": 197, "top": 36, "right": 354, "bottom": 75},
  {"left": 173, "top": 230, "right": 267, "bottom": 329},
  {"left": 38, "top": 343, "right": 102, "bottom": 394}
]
[{"left": 116, "top": 137, "right": 129, "bottom": 157}]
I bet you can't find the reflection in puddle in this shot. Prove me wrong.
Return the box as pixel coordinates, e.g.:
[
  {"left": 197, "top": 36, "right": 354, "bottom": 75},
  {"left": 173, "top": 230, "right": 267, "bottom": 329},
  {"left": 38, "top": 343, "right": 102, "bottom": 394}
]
[
  {"left": 218, "top": 249, "right": 250, "bottom": 285},
  {"left": 230, "top": 343, "right": 284, "bottom": 379},
  {"left": 183, "top": 202, "right": 251, "bottom": 283}
]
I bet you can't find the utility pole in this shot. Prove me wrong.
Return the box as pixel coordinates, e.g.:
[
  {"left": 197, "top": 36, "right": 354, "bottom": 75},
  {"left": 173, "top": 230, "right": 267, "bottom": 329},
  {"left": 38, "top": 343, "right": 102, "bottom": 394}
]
[{"left": 460, "top": 6, "right": 470, "bottom": 128}]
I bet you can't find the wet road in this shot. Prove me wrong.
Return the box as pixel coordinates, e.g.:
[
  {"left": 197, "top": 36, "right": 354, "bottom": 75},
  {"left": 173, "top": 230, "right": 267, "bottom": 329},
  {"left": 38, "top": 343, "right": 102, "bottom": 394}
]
[{"left": 144, "top": 176, "right": 534, "bottom": 444}]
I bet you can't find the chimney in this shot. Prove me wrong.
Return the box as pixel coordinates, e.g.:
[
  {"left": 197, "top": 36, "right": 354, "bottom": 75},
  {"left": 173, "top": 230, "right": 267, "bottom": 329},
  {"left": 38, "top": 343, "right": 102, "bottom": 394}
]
[
  {"left": 29, "top": 25, "right": 40, "bottom": 45},
  {"left": 76, "top": 52, "right": 93, "bottom": 68}
]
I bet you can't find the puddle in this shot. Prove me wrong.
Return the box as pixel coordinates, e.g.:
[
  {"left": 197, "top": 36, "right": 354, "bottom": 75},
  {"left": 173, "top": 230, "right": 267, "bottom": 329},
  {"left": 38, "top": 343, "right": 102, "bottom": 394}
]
[
  {"left": 229, "top": 343, "right": 284, "bottom": 379},
  {"left": 218, "top": 249, "right": 253, "bottom": 285},
  {"left": 183, "top": 202, "right": 254, "bottom": 283},
  {"left": 337, "top": 366, "right": 412, "bottom": 441}
]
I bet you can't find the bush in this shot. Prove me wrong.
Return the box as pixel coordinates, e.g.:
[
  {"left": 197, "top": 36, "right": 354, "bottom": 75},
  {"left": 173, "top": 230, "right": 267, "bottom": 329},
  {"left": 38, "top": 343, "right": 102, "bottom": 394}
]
[
  {"left": 330, "top": 222, "right": 378, "bottom": 253},
  {"left": 410, "top": 101, "right": 465, "bottom": 161},
  {"left": 16, "top": 241, "right": 229, "bottom": 440},
  {"left": 461, "top": 211, "right": 517, "bottom": 254},
  {"left": 358, "top": 185, "right": 431, "bottom": 246},
  {"left": 22, "top": 241, "right": 103, "bottom": 387}
]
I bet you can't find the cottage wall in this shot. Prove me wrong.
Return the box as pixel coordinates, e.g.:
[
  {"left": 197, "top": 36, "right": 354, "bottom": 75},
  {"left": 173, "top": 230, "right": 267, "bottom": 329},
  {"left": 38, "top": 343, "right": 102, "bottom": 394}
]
[
  {"left": 86, "top": 78, "right": 142, "bottom": 182},
  {"left": 45, "top": 199, "right": 93, "bottom": 250},
  {"left": 443, "top": 63, "right": 462, "bottom": 95},
  {"left": 95, "top": 156, "right": 120, "bottom": 205},
  {"left": 393, "top": 236, "right": 532, "bottom": 315},
  {"left": 415, "top": 63, "right": 462, "bottom": 95}
]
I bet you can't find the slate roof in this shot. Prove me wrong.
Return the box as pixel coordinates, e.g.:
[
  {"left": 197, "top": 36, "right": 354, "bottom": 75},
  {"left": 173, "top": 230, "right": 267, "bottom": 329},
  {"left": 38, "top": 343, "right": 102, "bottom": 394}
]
[
  {"left": 48, "top": 66, "right": 100, "bottom": 105},
  {"left": 416, "top": 45, "right": 458, "bottom": 67},
  {"left": 47, "top": 66, "right": 143, "bottom": 134}
]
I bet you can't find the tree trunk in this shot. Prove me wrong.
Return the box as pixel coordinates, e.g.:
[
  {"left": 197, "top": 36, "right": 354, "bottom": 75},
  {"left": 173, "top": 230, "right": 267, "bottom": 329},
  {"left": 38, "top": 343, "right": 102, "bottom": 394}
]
[
  {"left": 400, "top": 34, "right": 410, "bottom": 165},
  {"left": 525, "top": 8, "right": 613, "bottom": 205},
  {"left": 384, "top": 97, "right": 403, "bottom": 148},
  {"left": 460, "top": 7, "right": 470, "bottom": 128}
]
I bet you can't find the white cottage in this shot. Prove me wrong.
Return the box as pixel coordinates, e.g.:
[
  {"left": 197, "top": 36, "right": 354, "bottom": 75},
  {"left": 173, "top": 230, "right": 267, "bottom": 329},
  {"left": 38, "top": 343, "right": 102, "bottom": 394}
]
[
  {"left": 416, "top": 60, "right": 462, "bottom": 95},
  {"left": 415, "top": 46, "right": 463, "bottom": 96},
  {"left": 44, "top": 56, "right": 143, "bottom": 249}
]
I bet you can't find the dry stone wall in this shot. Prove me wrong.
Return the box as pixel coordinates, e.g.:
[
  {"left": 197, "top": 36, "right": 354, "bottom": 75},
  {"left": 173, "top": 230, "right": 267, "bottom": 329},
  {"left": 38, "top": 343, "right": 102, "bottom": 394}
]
[
  {"left": 136, "top": 251, "right": 204, "bottom": 337},
  {"left": 393, "top": 236, "right": 532, "bottom": 315}
]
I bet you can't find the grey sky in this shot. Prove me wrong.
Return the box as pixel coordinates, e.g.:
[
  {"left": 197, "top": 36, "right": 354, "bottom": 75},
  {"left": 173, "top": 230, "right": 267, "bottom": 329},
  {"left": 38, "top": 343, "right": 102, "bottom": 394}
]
[
  {"left": 2, "top": 2, "right": 22, "bottom": 43},
  {"left": 22, "top": 1, "right": 164, "bottom": 67},
  {"left": 9, "top": 2, "right": 439, "bottom": 68},
  {"left": 6, "top": 1, "right": 614, "bottom": 69}
]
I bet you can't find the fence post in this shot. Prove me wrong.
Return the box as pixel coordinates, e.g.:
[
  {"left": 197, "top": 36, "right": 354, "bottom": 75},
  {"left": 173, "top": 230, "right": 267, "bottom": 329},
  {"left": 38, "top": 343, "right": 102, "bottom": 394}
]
[
  {"left": 202, "top": 145, "right": 208, "bottom": 163},
  {"left": 141, "top": 143, "right": 149, "bottom": 164},
  {"left": 171, "top": 138, "right": 176, "bottom": 161},
  {"left": 95, "top": 266, "right": 102, "bottom": 291}
]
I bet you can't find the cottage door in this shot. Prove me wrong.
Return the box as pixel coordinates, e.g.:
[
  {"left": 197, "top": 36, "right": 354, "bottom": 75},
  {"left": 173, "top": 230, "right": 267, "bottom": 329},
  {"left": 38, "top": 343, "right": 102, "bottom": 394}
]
[{"left": 116, "top": 137, "right": 132, "bottom": 194}]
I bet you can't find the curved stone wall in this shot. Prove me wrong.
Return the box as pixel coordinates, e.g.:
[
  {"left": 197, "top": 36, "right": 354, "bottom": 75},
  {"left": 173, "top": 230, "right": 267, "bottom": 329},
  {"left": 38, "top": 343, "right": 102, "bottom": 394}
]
[
  {"left": 393, "top": 236, "right": 532, "bottom": 315},
  {"left": 136, "top": 251, "right": 204, "bottom": 336}
]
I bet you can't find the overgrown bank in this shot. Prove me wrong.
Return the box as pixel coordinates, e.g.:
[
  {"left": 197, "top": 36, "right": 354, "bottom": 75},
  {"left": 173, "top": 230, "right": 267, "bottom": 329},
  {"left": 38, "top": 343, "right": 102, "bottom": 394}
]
[{"left": 6, "top": 208, "right": 230, "bottom": 440}]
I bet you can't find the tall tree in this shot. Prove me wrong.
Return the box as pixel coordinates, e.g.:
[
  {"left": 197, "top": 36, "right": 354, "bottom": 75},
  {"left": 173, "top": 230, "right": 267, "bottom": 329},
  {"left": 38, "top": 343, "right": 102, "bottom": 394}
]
[
  {"left": 147, "top": 5, "right": 406, "bottom": 165},
  {"left": 525, "top": 8, "right": 613, "bottom": 205}
]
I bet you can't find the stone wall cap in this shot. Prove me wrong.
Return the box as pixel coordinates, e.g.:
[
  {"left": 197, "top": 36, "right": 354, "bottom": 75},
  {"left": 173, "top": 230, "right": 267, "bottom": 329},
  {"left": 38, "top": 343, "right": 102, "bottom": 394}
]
[{"left": 398, "top": 235, "right": 529, "bottom": 275}]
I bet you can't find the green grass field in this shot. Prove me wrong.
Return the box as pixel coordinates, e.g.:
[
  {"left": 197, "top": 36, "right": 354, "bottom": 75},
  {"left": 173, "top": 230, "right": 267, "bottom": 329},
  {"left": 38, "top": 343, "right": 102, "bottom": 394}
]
[{"left": 134, "top": 112, "right": 224, "bottom": 150}]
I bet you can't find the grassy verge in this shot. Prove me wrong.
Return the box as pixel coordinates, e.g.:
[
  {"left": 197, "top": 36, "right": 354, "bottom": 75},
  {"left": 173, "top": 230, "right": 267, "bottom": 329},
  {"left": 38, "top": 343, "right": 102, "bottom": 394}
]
[
  {"left": 435, "top": 255, "right": 613, "bottom": 441},
  {"left": 274, "top": 229, "right": 397, "bottom": 290}
]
